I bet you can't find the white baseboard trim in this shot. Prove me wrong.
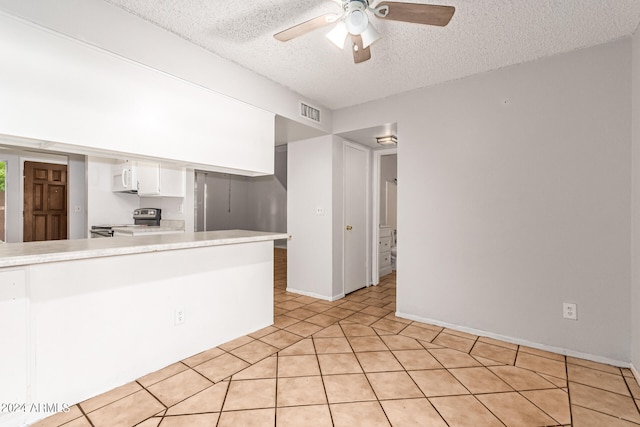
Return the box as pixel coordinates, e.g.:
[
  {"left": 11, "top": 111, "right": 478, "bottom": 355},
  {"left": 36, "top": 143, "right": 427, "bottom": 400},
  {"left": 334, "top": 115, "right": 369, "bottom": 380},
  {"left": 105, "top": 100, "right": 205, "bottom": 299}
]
[
  {"left": 285, "top": 288, "right": 344, "bottom": 302},
  {"left": 631, "top": 363, "right": 640, "bottom": 384},
  {"left": 396, "top": 311, "right": 631, "bottom": 368}
]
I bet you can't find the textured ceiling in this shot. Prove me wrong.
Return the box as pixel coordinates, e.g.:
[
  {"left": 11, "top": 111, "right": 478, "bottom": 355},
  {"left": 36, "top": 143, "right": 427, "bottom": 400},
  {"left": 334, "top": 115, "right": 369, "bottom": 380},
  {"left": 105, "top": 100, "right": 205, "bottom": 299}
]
[{"left": 103, "top": 0, "right": 640, "bottom": 110}]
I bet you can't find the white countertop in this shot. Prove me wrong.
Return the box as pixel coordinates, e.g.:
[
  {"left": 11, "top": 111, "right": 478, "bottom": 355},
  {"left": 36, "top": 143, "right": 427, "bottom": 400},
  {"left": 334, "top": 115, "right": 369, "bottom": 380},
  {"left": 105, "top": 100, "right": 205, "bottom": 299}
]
[
  {"left": 111, "top": 225, "right": 185, "bottom": 236},
  {"left": 0, "top": 230, "right": 289, "bottom": 268}
]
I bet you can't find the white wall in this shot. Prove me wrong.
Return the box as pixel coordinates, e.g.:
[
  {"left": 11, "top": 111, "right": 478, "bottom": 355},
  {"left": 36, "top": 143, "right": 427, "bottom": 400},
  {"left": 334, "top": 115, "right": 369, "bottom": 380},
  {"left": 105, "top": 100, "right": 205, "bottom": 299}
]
[
  {"left": 0, "top": 12, "right": 274, "bottom": 176},
  {"left": 0, "top": 0, "right": 331, "bottom": 133},
  {"left": 87, "top": 157, "right": 139, "bottom": 228},
  {"left": 67, "top": 154, "right": 87, "bottom": 239},
  {"left": 334, "top": 39, "right": 633, "bottom": 364},
  {"left": 288, "top": 136, "right": 337, "bottom": 300},
  {"left": 631, "top": 29, "right": 640, "bottom": 375}
]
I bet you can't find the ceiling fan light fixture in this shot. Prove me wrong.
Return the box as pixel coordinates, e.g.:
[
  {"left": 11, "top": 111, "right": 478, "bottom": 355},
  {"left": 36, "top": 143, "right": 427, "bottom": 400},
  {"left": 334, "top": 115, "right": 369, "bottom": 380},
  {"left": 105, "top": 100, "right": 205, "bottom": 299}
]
[
  {"left": 377, "top": 135, "right": 397, "bottom": 145},
  {"left": 326, "top": 21, "right": 349, "bottom": 49},
  {"left": 345, "top": 9, "right": 369, "bottom": 35},
  {"left": 360, "top": 23, "right": 381, "bottom": 48}
]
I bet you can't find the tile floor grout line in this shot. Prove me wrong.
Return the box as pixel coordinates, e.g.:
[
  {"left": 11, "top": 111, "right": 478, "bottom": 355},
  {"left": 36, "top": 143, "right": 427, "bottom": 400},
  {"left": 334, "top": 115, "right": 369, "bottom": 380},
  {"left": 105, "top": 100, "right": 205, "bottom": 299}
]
[
  {"left": 140, "top": 385, "right": 168, "bottom": 413},
  {"left": 517, "top": 387, "right": 568, "bottom": 426},
  {"left": 567, "top": 377, "right": 638, "bottom": 398},
  {"left": 273, "top": 350, "right": 279, "bottom": 427},
  {"left": 75, "top": 403, "right": 95, "bottom": 427},
  {"left": 189, "top": 365, "right": 219, "bottom": 386},
  {"left": 570, "top": 401, "right": 640, "bottom": 425},
  {"left": 214, "top": 379, "right": 232, "bottom": 427},
  {"left": 313, "top": 334, "right": 336, "bottom": 427}
]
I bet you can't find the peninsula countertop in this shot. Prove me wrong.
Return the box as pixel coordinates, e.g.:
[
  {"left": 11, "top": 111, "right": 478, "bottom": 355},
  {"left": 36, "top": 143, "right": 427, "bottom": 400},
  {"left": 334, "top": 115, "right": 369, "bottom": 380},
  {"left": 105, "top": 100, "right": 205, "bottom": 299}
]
[{"left": 0, "top": 230, "right": 290, "bottom": 268}]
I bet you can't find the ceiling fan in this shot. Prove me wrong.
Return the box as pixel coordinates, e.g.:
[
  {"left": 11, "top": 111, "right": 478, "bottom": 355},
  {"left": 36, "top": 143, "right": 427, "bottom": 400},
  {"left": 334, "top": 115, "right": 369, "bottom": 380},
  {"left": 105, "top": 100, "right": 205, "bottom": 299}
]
[{"left": 274, "top": 0, "right": 455, "bottom": 64}]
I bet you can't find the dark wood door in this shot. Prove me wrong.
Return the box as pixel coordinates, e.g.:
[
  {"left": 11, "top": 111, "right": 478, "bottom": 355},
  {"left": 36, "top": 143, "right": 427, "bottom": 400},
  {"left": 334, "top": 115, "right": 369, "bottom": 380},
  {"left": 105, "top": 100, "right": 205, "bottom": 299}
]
[{"left": 23, "top": 161, "right": 68, "bottom": 242}]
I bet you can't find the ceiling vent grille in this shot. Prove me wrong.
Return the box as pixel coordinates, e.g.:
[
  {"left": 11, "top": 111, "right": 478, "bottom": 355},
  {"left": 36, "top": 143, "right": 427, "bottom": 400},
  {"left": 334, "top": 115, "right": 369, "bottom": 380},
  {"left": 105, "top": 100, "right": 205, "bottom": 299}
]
[{"left": 300, "top": 102, "right": 321, "bottom": 123}]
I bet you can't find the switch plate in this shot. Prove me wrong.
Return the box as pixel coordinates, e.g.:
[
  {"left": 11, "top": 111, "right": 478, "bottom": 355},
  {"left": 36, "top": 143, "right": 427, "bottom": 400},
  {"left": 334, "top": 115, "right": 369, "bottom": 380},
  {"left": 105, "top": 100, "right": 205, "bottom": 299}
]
[
  {"left": 563, "top": 302, "right": 577, "bottom": 320},
  {"left": 174, "top": 307, "right": 185, "bottom": 325}
]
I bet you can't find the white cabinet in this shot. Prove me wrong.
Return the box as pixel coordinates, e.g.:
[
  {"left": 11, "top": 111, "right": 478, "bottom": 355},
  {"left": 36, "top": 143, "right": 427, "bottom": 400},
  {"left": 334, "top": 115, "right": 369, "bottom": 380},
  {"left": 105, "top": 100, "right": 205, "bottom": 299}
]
[
  {"left": 137, "top": 162, "right": 186, "bottom": 197},
  {"left": 379, "top": 226, "right": 393, "bottom": 277}
]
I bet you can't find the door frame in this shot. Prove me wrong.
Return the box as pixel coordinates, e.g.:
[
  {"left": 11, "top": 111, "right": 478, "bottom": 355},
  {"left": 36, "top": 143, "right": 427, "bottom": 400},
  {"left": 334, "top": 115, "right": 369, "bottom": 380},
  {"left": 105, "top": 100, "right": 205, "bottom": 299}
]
[
  {"left": 372, "top": 147, "right": 397, "bottom": 285},
  {"left": 343, "top": 140, "right": 372, "bottom": 295}
]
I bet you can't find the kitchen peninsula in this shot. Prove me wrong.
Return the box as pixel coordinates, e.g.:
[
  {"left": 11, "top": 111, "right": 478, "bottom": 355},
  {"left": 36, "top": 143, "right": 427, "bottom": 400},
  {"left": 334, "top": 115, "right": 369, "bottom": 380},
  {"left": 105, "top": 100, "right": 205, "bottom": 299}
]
[{"left": 0, "top": 230, "right": 288, "bottom": 427}]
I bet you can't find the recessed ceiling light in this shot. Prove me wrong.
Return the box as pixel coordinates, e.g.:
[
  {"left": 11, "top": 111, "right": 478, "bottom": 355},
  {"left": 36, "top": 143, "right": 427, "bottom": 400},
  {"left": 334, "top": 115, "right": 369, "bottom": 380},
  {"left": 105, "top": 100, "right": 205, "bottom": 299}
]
[{"left": 376, "top": 135, "right": 397, "bottom": 145}]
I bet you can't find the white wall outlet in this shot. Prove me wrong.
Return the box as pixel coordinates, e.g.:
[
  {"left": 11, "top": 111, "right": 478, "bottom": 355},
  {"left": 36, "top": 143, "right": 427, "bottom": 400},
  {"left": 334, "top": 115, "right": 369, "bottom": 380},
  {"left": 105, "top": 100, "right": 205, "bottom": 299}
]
[
  {"left": 174, "top": 307, "right": 185, "bottom": 325},
  {"left": 563, "top": 302, "right": 577, "bottom": 320},
  {"left": 316, "top": 207, "right": 325, "bottom": 216}
]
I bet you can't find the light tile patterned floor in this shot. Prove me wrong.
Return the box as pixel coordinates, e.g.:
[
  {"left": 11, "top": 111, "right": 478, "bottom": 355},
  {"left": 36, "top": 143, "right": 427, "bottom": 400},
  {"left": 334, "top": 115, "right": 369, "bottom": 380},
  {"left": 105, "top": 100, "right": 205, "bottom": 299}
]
[{"left": 35, "top": 248, "right": 640, "bottom": 426}]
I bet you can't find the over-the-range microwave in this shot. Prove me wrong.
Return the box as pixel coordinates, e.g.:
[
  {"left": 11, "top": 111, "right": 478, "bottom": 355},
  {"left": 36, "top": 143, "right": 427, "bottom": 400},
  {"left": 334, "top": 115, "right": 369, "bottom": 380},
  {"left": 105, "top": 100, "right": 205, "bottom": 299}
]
[{"left": 112, "top": 161, "right": 138, "bottom": 193}]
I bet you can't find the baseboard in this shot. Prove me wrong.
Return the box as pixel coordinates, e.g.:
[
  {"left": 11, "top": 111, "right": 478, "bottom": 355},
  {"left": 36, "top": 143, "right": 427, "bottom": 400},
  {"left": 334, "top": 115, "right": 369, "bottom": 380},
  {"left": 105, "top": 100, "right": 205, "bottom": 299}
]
[
  {"left": 379, "top": 266, "right": 392, "bottom": 277},
  {"left": 631, "top": 363, "right": 640, "bottom": 385},
  {"left": 395, "top": 311, "right": 631, "bottom": 368},
  {"left": 285, "top": 287, "right": 344, "bottom": 302}
]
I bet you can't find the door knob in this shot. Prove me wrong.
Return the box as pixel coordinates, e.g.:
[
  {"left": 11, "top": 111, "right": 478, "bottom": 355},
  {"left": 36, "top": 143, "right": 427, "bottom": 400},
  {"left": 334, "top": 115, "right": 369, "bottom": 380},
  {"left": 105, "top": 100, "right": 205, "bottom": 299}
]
[{"left": 346, "top": 225, "right": 353, "bottom": 230}]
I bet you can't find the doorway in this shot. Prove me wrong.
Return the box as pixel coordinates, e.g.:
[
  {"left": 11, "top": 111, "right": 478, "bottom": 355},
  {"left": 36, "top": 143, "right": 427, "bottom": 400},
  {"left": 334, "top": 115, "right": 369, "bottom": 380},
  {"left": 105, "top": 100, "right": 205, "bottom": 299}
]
[
  {"left": 373, "top": 149, "right": 398, "bottom": 283},
  {"left": 23, "top": 161, "right": 68, "bottom": 242}
]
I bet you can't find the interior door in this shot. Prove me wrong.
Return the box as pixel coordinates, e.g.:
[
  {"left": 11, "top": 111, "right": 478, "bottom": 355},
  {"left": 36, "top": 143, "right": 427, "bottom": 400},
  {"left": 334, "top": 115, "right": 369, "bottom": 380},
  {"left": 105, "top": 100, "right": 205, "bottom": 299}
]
[
  {"left": 23, "top": 161, "right": 68, "bottom": 242},
  {"left": 344, "top": 144, "right": 368, "bottom": 294}
]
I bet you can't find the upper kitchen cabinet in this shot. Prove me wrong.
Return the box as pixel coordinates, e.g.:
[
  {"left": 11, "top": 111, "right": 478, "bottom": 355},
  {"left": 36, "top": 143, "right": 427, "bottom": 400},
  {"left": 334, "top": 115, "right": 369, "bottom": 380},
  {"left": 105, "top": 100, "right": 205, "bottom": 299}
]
[
  {"left": 0, "top": 13, "right": 274, "bottom": 176},
  {"left": 137, "top": 162, "right": 185, "bottom": 197}
]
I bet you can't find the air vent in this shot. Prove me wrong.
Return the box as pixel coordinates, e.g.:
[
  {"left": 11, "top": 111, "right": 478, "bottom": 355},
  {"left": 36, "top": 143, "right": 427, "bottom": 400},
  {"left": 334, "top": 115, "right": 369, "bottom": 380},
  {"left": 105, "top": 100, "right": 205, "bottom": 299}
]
[{"left": 300, "top": 102, "right": 321, "bottom": 123}]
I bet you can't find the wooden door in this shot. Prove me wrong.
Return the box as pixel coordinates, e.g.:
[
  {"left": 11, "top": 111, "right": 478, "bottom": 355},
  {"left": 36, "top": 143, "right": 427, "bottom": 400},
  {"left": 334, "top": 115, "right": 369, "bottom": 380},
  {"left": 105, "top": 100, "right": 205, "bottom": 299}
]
[
  {"left": 23, "top": 161, "right": 68, "bottom": 242},
  {"left": 344, "top": 144, "right": 368, "bottom": 294}
]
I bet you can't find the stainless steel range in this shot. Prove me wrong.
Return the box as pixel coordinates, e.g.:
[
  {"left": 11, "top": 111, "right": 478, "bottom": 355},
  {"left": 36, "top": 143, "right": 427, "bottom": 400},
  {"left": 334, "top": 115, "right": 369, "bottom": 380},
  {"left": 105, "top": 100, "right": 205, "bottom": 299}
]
[{"left": 90, "top": 208, "right": 162, "bottom": 238}]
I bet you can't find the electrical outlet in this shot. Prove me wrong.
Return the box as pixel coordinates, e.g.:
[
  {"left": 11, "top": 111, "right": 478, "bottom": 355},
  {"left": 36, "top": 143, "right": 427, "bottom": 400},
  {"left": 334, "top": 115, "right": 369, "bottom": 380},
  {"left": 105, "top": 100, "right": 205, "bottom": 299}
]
[
  {"left": 316, "top": 207, "right": 325, "bottom": 216},
  {"left": 174, "top": 307, "right": 185, "bottom": 325},
  {"left": 563, "top": 302, "right": 577, "bottom": 320}
]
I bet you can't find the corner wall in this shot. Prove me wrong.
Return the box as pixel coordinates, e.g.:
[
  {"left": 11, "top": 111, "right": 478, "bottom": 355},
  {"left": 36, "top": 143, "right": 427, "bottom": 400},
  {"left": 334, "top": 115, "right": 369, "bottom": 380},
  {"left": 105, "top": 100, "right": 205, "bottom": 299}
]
[
  {"left": 334, "top": 38, "right": 633, "bottom": 363},
  {"left": 288, "top": 135, "right": 342, "bottom": 300},
  {"left": 631, "top": 29, "right": 640, "bottom": 374}
]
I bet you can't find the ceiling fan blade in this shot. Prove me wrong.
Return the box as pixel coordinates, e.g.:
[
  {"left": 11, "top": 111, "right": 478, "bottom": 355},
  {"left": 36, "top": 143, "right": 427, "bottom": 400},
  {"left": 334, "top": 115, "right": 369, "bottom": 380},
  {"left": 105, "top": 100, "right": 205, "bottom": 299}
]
[
  {"left": 376, "top": 2, "right": 455, "bottom": 26},
  {"left": 274, "top": 13, "right": 340, "bottom": 42},
  {"left": 351, "top": 34, "right": 371, "bottom": 64}
]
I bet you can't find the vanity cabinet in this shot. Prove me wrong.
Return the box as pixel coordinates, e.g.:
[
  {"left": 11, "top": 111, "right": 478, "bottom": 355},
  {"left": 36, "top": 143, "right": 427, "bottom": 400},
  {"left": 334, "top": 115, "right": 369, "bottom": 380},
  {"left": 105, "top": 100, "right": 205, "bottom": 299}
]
[
  {"left": 136, "top": 162, "right": 185, "bottom": 197},
  {"left": 379, "top": 226, "right": 393, "bottom": 277}
]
